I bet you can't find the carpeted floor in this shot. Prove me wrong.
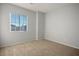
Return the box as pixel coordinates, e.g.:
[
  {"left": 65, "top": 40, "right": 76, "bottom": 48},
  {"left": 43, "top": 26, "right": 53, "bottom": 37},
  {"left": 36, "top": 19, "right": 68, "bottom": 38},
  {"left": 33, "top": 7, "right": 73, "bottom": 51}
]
[{"left": 0, "top": 39, "right": 79, "bottom": 56}]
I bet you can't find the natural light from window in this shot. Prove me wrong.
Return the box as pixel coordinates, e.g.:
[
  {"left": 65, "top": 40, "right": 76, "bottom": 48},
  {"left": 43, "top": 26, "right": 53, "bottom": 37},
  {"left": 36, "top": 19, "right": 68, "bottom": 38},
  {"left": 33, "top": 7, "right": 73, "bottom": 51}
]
[{"left": 10, "top": 13, "right": 28, "bottom": 32}]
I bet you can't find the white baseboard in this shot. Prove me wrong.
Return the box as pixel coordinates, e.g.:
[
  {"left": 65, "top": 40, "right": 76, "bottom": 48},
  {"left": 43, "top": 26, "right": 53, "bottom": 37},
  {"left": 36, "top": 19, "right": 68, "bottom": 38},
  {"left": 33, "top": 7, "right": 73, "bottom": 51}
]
[{"left": 45, "top": 39, "right": 79, "bottom": 49}]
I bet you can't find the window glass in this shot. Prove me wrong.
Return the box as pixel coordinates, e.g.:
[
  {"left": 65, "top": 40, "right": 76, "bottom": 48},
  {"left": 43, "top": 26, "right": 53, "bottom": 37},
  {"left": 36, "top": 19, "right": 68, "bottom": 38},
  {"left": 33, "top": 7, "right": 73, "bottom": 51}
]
[{"left": 10, "top": 13, "right": 28, "bottom": 32}]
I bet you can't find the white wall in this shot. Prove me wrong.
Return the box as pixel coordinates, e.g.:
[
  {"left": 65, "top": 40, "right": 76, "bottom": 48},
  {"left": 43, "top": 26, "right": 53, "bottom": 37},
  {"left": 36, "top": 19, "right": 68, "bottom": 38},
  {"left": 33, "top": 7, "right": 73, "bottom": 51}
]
[
  {"left": 0, "top": 4, "right": 45, "bottom": 47},
  {"left": 0, "top": 4, "right": 36, "bottom": 47},
  {"left": 45, "top": 4, "right": 79, "bottom": 49}
]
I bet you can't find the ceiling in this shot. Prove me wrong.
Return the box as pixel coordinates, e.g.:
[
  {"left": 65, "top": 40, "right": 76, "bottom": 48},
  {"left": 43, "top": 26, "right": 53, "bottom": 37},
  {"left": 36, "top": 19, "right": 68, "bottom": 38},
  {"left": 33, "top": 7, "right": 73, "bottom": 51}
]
[{"left": 11, "top": 3, "right": 73, "bottom": 13}]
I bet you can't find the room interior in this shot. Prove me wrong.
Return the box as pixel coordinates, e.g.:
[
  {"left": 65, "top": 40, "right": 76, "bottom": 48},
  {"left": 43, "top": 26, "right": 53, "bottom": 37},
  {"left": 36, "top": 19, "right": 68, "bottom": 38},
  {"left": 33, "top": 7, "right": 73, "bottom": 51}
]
[{"left": 0, "top": 3, "right": 79, "bottom": 56}]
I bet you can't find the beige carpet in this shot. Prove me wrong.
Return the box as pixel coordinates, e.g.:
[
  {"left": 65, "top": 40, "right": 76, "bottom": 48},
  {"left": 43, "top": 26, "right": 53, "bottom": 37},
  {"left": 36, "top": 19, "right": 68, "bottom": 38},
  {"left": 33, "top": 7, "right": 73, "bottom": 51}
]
[{"left": 0, "top": 39, "right": 79, "bottom": 56}]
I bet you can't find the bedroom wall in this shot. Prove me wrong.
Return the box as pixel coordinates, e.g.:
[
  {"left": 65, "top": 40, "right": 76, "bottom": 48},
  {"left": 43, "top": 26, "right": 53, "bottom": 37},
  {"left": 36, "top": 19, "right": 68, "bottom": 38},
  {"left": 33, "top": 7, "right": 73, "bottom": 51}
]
[
  {"left": 0, "top": 4, "right": 36, "bottom": 47},
  {"left": 45, "top": 4, "right": 79, "bottom": 49},
  {"left": 0, "top": 4, "right": 45, "bottom": 47}
]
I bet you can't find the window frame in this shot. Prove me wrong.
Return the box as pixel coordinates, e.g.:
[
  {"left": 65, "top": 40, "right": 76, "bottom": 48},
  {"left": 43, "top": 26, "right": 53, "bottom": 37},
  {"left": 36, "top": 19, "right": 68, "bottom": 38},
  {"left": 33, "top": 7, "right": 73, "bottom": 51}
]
[{"left": 9, "top": 13, "right": 28, "bottom": 32}]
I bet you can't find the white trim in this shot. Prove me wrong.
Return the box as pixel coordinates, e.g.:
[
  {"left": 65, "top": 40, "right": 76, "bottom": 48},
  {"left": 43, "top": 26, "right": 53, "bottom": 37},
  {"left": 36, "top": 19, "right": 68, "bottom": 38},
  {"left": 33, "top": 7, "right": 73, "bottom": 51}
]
[
  {"left": 46, "top": 39, "right": 79, "bottom": 49},
  {"left": 36, "top": 11, "right": 38, "bottom": 40},
  {"left": 9, "top": 12, "right": 12, "bottom": 32},
  {"left": 26, "top": 16, "right": 29, "bottom": 32}
]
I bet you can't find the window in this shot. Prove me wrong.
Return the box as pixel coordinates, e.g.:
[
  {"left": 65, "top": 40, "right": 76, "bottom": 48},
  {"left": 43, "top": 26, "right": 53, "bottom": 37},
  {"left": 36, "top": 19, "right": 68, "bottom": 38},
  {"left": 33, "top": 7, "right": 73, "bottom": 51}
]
[{"left": 10, "top": 13, "right": 28, "bottom": 32}]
